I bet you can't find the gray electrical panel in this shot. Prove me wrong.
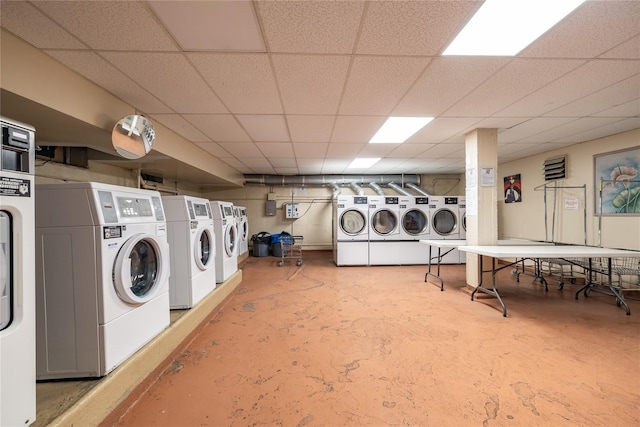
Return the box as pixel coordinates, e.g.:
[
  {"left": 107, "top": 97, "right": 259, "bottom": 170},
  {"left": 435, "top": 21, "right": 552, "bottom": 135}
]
[{"left": 265, "top": 200, "right": 276, "bottom": 216}]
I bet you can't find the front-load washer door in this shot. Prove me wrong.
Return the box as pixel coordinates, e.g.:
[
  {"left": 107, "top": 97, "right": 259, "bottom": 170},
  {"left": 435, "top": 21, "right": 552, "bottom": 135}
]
[
  {"left": 0, "top": 212, "right": 11, "bottom": 331},
  {"left": 224, "top": 224, "right": 237, "bottom": 257},
  {"left": 240, "top": 219, "right": 248, "bottom": 242},
  {"left": 194, "top": 227, "right": 214, "bottom": 270},
  {"left": 432, "top": 209, "right": 457, "bottom": 237},
  {"left": 114, "top": 233, "right": 167, "bottom": 304},
  {"left": 371, "top": 208, "right": 398, "bottom": 237},
  {"left": 402, "top": 209, "right": 428, "bottom": 237},
  {"left": 340, "top": 209, "right": 366, "bottom": 236}
]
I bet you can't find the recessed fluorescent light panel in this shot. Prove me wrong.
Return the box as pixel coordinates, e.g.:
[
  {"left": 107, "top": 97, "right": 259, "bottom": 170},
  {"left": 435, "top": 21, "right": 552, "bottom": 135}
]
[
  {"left": 443, "top": 0, "right": 586, "bottom": 56},
  {"left": 369, "top": 117, "right": 434, "bottom": 144},
  {"left": 348, "top": 158, "right": 381, "bottom": 169}
]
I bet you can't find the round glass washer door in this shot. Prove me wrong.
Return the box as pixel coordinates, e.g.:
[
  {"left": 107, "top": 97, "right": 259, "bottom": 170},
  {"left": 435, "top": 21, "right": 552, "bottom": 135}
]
[
  {"left": 340, "top": 209, "right": 366, "bottom": 235},
  {"left": 194, "top": 227, "right": 214, "bottom": 270},
  {"left": 371, "top": 209, "right": 398, "bottom": 236},
  {"left": 432, "top": 209, "right": 457, "bottom": 236},
  {"left": 114, "top": 234, "right": 166, "bottom": 304},
  {"left": 224, "top": 223, "right": 237, "bottom": 257},
  {"left": 402, "top": 209, "right": 428, "bottom": 236}
]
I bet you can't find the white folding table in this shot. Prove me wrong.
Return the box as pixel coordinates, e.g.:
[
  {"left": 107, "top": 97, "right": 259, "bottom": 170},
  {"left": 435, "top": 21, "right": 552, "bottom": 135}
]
[
  {"left": 459, "top": 245, "right": 640, "bottom": 317},
  {"left": 419, "top": 239, "right": 551, "bottom": 291}
]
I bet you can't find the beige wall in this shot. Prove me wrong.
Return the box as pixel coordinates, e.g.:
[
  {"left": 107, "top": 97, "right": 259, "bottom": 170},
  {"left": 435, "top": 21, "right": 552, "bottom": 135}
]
[{"left": 498, "top": 129, "right": 639, "bottom": 250}]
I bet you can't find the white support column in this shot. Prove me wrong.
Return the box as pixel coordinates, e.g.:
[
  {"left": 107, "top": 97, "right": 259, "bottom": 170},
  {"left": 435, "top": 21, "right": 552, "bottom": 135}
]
[{"left": 465, "top": 129, "right": 498, "bottom": 286}]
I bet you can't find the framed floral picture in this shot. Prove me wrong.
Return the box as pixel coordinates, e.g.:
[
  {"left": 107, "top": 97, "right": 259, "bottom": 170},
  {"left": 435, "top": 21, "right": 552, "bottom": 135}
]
[{"left": 594, "top": 146, "right": 640, "bottom": 215}]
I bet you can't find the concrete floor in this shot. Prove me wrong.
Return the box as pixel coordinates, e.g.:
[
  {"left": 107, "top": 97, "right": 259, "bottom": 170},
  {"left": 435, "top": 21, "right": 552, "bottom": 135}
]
[{"left": 96, "top": 251, "right": 640, "bottom": 427}]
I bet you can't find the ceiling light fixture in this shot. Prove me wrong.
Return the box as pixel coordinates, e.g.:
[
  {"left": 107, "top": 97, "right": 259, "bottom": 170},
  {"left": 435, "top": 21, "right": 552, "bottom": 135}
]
[
  {"left": 442, "top": 0, "right": 586, "bottom": 56},
  {"left": 369, "top": 117, "right": 434, "bottom": 144},
  {"left": 348, "top": 158, "right": 381, "bottom": 169}
]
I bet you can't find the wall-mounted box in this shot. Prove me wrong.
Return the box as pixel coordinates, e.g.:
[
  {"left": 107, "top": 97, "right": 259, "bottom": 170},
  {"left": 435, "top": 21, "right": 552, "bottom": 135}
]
[
  {"left": 265, "top": 200, "right": 276, "bottom": 216},
  {"left": 284, "top": 202, "right": 299, "bottom": 218}
]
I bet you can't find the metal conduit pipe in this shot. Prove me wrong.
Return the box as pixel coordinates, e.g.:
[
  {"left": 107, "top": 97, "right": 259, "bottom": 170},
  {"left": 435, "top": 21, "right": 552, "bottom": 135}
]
[
  {"left": 243, "top": 174, "right": 420, "bottom": 186},
  {"left": 386, "top": 181, "right": 411, "bottom": 196},
  {"left": 406, "top": 182, "right": 430, "bottom": 196},
  {"left": 327, "top": 182, "right": 341, "bottom": 199},
  {"left": 349, "top": 181, "right": 364, "bottom": 195},
  {"left": 368, "top": 182, "right": 385, "bottom": 195}
]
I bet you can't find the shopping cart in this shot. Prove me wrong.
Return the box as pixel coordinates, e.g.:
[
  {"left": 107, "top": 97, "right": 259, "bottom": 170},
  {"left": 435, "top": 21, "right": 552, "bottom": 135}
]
[{"left": 278, "top": 234, "right": 303, "bottom": 266}]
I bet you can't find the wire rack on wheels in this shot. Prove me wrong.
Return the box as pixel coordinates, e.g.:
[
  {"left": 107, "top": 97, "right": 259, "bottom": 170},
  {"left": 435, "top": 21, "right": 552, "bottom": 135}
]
[{"left": 278, "top": 234, "right": 303, "bottom": 266}]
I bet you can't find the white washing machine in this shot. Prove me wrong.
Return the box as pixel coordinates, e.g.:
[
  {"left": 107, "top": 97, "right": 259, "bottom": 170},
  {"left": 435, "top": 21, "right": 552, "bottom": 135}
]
[
  {"left": 458, "top": 197, "right": 467, "bottom": 263},
  {"left": 369, "top": 195, "right": 401, "bottom": 265},
  {"left": 236, "top": 206, "right": 249, "bottom": 256},
  {"left": 1, "top": 117, "right": 37, "bottom": 426},
  {"left": 334, "top": 195, "right": 369, "bottom": 266},
  {"left": 399, "top": 196, "right": 431, "bottom": 265},
  {"left": 210, "top": 201, "right": 238, "bottom": 283},
  {"left": 35, "top": 182, "right": 171, "bottom": 379},
  {"left": 429, "top": 196, "right": 461, "bottom": 264},
  {"left": 162, "top": 195, "right": 216, "bottom": 309}
]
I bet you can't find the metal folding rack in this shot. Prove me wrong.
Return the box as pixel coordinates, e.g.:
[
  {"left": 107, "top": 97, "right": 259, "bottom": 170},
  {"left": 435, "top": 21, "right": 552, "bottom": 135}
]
[{"left": 278, "top": 234, "right": 303, "bottom": 266}]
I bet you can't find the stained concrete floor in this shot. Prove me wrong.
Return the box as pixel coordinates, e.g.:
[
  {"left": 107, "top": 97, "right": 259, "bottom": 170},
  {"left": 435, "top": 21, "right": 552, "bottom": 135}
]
[{"left": 97, "top": 251, "right": 640, "bottom": 427}]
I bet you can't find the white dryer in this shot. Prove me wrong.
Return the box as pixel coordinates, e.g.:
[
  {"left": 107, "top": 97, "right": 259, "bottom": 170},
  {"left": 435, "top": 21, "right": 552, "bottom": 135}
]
[
  {"left": 369, "top": 196, "right": 401, "bottom": 265},
  {"left": 236, "top": 206, "right": 249, "bottom": 256},
  {"left": 0, "top": 117, "right": 37, "bottom": 426},
  {"left": 35, "top": 182, "right": 170, "bottom": 379},
  {"left": 429, "top": 196, "right": 461, "bottom": 264},
  {"left": 162, "top": 195, "right": 216, "bottom": 309},
  {"left": 334, "top": 195, "right": 369, "bottom": 266},
  {"left": 399, "top": 196, "right": 431, "bottom": 265},
  {"left": 458, "top": 197, "right": 467, "bottom": 263},
  {"left": 210, "top": 201, "right": 238, "bottom": 283}
]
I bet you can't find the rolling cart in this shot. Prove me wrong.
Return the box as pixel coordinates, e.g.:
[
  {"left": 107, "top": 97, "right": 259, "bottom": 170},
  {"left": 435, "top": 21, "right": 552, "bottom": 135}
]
[{"left": 278, "top": 234, "right": 303, "bottom": 266}]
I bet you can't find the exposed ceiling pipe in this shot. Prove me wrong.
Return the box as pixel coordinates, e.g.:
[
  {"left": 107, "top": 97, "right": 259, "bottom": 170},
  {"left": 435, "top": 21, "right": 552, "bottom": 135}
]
[
  {"left": 368, "top": 182, "right": 385, "bottom": 195},
  {"left": 349, "top": 181, "right": 364, "bottom": 195},
  {"left": 406, "top": 182, "right": 430, "bottom": 196},
  {"left": 386, "top": 181, "right": 411, "bottom": 196},
  {"left": 244, "top": 174, "right": 420, "bottom": 186},
  {"left": 327, "top": 182, "right": 341, "bottom": 199}
]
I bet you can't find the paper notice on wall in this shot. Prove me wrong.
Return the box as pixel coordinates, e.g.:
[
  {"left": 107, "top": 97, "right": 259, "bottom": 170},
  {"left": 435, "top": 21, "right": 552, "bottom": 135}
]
[
  {"left": 564, "top": 197, "right": 579, "bottom": 210},
  {"left": 466, "top": 186, "right": 478, "bottom": 215},
  {"left": 480, "top": 167, "right": 496, "bottom": 187}
]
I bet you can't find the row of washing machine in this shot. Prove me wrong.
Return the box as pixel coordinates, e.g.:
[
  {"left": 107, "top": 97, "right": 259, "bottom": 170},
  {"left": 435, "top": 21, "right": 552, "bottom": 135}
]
[
  {"left": 32, "top": 182, "right": 248, "bottom": 383},
  {"left": 334, "top": 194, "right": 466, "bottom": 266}
]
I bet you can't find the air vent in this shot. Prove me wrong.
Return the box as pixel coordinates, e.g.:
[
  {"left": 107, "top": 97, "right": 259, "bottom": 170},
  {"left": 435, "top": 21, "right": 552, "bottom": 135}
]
[{"left": 544, "top": 156, "right": 566, "bottom": 181}]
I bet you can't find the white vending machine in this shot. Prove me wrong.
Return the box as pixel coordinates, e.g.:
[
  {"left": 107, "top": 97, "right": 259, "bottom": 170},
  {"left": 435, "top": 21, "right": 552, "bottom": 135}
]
[{"left": 0, "top": 117, "right": 37, "bottom": 426}]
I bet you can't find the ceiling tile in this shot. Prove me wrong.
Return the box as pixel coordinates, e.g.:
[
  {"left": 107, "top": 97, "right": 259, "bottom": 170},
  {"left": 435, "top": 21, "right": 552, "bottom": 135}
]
[
  {"left": 33, "top": 0, "right": 178, "bottom": 51},
  {"left": 274, "top": 167, "right": 299, "bottom": 175},
  {"left": 498, "top": 60, "right": 640, "bottom": 117},
  {"left": 237, "top": 115, "right": 289, "bottom": 141},
  {"left": 407, "top": 117, "right": 481, "bottom": 144},
  {"left": 599, "top": 34, "right": 640, "bottom": 60},
  {"left": 554, "top": 117, "right": 640, "bottom": 144},
  {"left": 217, "top": 142, "right": 262, "bottom": 158},
  {"left": 239, "top": 157, "right": 272, "bottom": 168},
  {"left": 499, "top": 117, "right": 579, "bottom": 144},
  {"left": 592, "top": 98, "right": 640, "bottom": 118},
  {"left": 269, "top": 157, "right": 298, "bottom": 168},
  {"left": 272, "top": 54, "right": 351, "bottom": 115},
  {"left": 152, "top": 114, "right": 210, "bottom": 142},
  {"left": 331, "top": 116, "right": 385, "bottom": 143},
  {"left": 101, "top": 52, "right": 228, "bottom": 113},
  {"left": 387, "top": 144, "right": 433, "bottom": 158},
  {"left": 518, "top": 117, "right": 625, "bottom": 144},
  {"left": 445, "top": 59, "right": 585, "bottom": 117},
  {"left": 220, "top": 157, "right": 250, "bottom": 172},
  {"left": 149, "top": 1, "right": 264, "bottom": 51},
  {"left": 394, "top": 57, "right": 510, "bottom": 116},
  {"left": 356, "top": 1, "right": 479, "bottom": 55},
  {"left": 339, "top": 56, "right": 430, "bottom": 115},
  {"left": 296, "top": 158, "right": 324, "bottom": 174},
  {"left": 256, "top": 142, "right": 295, "bottom": 158},
  {"left": 326, "top": 143, "right": 364, "bottom": 159},
  {"left": 521, "top": 1, "right": 640, "bottom": 59},
  {"left": 184, "top": 115, "right": 250, "bottom": 141},
  {"left": 545, "top": 74, "right": 640, "bottom": 117},
  {"left": 355, "top": 144, "right": 396, "bottom": 158},
  {"left": 321, "top": 159, "right": 350, "bottom": 174},
  {"left": 292, "top": 143, "right": 328, "bottom": 159},
  {"left": 287, "top": 115, "right": 335, "bottom": 142},
  {"left": 195, "top": 142, "right": 233, "bottom": 158},
  {"left": 44, "top": 50, "right": 172, "bottom": 114},
  {"left": 1, "top": 1, "right": 87, "bottom": 49},
  {"left": 257, "top": 0, "right": 363, "bottom": 54},
  {"left": 417, "top": 143, "right": 465, "bottom": 158},
  {"left": 188, "top": 53, "right": 282, "bottom": 114}
]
